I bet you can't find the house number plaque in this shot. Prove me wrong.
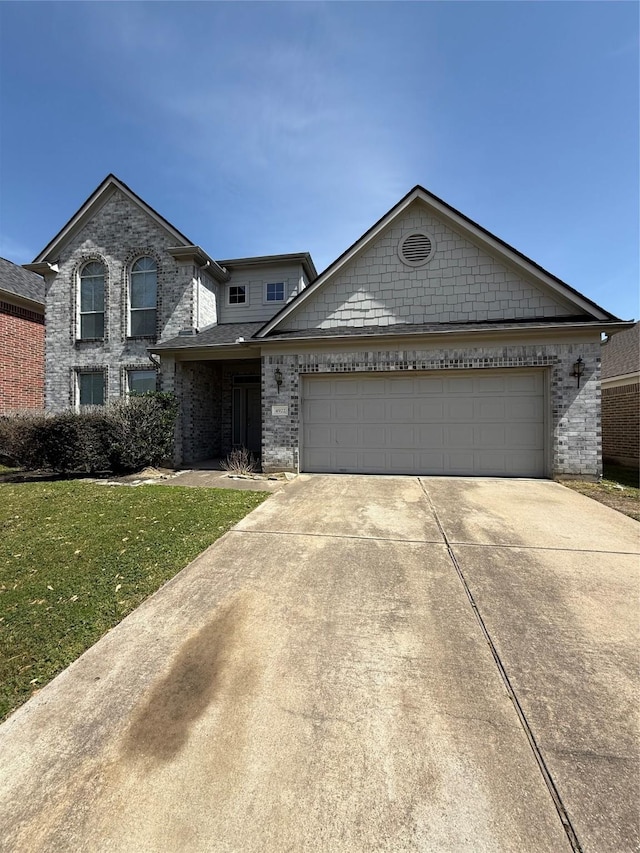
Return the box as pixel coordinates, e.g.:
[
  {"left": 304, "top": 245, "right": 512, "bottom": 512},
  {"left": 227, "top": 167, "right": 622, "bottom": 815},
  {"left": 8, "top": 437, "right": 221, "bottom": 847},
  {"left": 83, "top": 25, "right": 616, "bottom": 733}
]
[{"left": 272, "top": 405, "right": 289, "bottom": 416}]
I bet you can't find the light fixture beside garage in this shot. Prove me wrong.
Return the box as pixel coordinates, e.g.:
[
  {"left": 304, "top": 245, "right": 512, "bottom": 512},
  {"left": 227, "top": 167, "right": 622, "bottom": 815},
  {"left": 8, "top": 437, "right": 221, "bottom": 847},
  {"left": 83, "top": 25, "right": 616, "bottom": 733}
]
[
  {"left": 571, "top": 357, "right": 585, "bottom": 388},
  {"left": 274, "top": 367, "right": 283, "bottom": 392}
]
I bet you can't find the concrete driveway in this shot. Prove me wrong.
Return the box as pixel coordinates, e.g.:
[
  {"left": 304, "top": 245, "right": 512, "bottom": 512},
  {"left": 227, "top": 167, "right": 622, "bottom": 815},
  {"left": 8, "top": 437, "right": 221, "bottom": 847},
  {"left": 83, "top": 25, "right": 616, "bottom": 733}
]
[{"left": 0, "top": 476, "right": 638, "bottom": 852}]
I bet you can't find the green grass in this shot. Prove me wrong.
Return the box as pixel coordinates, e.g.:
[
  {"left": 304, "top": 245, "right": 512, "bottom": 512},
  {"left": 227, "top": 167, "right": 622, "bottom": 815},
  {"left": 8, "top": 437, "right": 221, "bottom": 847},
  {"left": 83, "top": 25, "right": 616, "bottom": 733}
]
[
  {"left": 0, "top": 464, "right": 19, "bottom": 474},
  {"left": 0, "top": 481, "right": 269, "bottom": 721}
]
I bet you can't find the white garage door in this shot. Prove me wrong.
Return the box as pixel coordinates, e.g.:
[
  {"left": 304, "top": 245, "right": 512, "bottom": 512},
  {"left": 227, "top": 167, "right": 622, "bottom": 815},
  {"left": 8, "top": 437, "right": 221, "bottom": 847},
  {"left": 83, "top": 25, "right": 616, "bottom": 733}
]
[{"left": 301, "top": 371, "right": 546, "bottom": 477}]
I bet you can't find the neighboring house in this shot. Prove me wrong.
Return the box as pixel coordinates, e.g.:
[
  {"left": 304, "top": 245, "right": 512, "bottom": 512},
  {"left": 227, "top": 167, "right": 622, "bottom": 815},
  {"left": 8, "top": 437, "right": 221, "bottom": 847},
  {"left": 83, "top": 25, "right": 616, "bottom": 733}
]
[
  {"left": 0, "top": 257, "right": 45, "bottom": 414},
  {"left": 601, "top": 322, "right": 639, "bottom": 469},
  {"left": 26, "top": 176, "right": 631, "bottom": 479}
]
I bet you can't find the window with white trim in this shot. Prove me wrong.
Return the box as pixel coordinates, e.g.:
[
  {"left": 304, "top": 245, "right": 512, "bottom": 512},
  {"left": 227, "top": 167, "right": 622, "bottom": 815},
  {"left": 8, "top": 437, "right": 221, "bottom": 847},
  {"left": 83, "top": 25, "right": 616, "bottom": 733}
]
[
  {"left": 265, "top": 281, "right": 285, "bottom": 303},
  {"left": 129, "top": 257, "right": 157, "bottom": 337},
  {"left": 78, "top": 371, "right": 105, "bottom": 406},
  {"left": 127, "top": 369, "right": 157, "bottom": 395},
  {"left": 228, "top": 285, "right": 246, "bottom": 305},
  {"left": 79, "top": 262, "right": 105, "bottom": 339}
]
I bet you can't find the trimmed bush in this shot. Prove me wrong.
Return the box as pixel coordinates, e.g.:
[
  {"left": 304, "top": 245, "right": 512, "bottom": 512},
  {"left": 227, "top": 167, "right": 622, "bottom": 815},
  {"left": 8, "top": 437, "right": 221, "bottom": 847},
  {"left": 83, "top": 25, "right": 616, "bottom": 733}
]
[{"left": 0, "top": 393, "right": 178, "bottom": 475}]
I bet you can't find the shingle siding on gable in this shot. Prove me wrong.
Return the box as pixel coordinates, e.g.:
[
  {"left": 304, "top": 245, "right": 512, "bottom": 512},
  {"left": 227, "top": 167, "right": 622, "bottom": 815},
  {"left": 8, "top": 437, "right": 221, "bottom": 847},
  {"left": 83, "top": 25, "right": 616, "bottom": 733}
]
[
  {"left": 44, "top": 190, "right": 201, "bottom": 410},
  {"left": 278, "top": 204, "right": 574, "bottom": 331}
]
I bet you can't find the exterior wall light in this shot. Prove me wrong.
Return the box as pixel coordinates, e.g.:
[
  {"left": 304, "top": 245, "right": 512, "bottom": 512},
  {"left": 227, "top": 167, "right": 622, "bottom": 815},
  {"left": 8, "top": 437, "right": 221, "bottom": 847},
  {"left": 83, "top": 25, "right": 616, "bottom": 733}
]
[
  {"left": 571, "top": 356, "right": 585, "bottom": 388},
  {"left": 274, "top": 367, "right": 283, "bottom": 392}
]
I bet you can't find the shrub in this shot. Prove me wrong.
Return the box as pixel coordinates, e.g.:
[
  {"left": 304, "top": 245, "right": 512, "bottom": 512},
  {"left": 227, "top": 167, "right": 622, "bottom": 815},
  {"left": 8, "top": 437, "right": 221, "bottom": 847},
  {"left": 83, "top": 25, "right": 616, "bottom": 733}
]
[
  {"left": 221, "top": 447, "right": 257, "bottom": 475},
  {"left": 108, "top": 392, "right": 178, "bottom": 472},
  {"left": 0, "top": 393, "right": 178, "bottom": 475}
]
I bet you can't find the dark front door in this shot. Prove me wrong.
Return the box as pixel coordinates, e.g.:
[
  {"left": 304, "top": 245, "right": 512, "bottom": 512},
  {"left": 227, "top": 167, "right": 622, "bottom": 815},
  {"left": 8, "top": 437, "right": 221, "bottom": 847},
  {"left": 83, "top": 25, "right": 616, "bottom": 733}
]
[{"left": 232, "top": 383, "right": 262, "bottom": 454}]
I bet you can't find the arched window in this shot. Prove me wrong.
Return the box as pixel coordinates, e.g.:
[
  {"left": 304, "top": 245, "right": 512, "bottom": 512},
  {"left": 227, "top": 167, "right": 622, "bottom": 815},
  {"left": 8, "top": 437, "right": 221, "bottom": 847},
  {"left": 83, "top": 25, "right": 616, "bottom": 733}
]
[
  {"left": 79, "top": 261, "right": 105, "bottom": 339},
  {"left": 129, "top": 257, "right": 157, "bottom": 337}
]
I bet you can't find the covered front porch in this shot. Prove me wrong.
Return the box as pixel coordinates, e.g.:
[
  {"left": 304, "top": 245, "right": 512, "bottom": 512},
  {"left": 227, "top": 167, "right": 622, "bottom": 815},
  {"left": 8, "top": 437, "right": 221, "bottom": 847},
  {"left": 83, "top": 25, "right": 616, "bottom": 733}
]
[{"left": 161, "top": 356, "right": 262, "bottom": 467}]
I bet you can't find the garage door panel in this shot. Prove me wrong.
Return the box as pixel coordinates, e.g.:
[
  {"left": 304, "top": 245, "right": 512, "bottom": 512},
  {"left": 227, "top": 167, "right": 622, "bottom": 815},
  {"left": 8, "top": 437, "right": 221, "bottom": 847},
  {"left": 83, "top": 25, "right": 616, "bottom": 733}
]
[
  {"left": 334, "top": 380, "right": 359, "bottom": 397},
  {"left": 302, "top": 371, "right": 545, "bottom": 477},
  {"left": 362, "top": 399, "right": 386, "bottom": 420},
  {"left": 506, "top": 397, "right": 541, "bottom": 421},
  {"left": 334, "top": 399, "right": 359, "bottom": 420},
  {"left": 418, "top": 424, "right": 445, "bottom": 447},
  {"left": 389, "top": 425, "right": 415, "bottom": 447},
  {"left": 335, "top": 425, "right": 359, "bottom": 447},
  {"left": 506, "top": 422, "right": 544, "bottom": 448},
  {"left": 388, "top": 378, "right": 416, "bottom": 395},
  {"left": 476, "top": 424, "right": 507, "bottom": 447},
  {"left": 305, "top": 400, "right": 333, "bottom": 422},
  {"left": 475, "top": 398, "right": 507, "bottom": 420},
  {"left": 361, "top": 425, "right": 387, "bottom": 446},
  {"left": 508, "top": 373, "right": 543, "bottom": 393},
  {"left": 414, "top": 377, "right": 445, "bottom": 394},
  {"left": 304, "top": 425, "right": 332, "bottom": 446},
  {"left": 446, "top": 377, "right": 475, "bottom": 394},
  {"left": 448, "top": 424, "right": 475, "bottom": 447},
  {"left": 416, "top": 399, "right": 445, "bottom": 421},
  {"left": 475, "top": 376, "right": 508, "bottom": 393},
  {"left": 388, "top": 399, "right": 414, "bottom": 421}
]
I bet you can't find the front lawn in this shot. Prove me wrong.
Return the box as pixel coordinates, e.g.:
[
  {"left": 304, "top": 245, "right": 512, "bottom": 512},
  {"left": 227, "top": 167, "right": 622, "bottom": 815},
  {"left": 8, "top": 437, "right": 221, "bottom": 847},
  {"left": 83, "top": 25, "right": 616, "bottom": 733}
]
[{"left": 0, "top": 482, "right": 269, "bottom": 721}]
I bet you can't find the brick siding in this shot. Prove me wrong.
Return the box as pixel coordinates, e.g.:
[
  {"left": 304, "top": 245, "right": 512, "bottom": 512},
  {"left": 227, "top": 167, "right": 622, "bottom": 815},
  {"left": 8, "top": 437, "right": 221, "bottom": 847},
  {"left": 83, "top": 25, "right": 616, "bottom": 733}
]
[
  {"left": 0, "top": 302, "right": 45, "bottom": 413},
  {"left": 261, "top": 340, "right": 602, "bottom": 478},
  {"left": 602, "top": 383, "right": 639, "bottom": 467}
]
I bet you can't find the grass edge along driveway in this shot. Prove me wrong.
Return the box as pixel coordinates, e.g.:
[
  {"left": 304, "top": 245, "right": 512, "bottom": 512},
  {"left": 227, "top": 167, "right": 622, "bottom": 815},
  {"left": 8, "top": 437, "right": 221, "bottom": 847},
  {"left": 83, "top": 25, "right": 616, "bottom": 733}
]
[{"left": 0, "top": 481, "right": 269, "bottom": 722}]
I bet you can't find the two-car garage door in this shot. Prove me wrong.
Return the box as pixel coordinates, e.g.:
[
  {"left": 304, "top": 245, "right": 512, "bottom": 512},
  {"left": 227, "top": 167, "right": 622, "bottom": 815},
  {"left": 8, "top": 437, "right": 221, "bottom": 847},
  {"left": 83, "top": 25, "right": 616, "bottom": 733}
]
[{"left": 301, "top": 371, "right": 546, "bottom": 477}]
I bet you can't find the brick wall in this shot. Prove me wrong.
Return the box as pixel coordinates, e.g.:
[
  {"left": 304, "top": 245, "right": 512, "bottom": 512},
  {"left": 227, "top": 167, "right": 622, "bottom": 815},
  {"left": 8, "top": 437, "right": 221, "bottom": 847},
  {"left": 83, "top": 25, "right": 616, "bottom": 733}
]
[
  {"left": 602, "top": 382, "right": 639, "bottom": 468},
  {"left": 0, "top": 302, "right": 45, "bottom": 413},
  {"left": 44, "top": 189, "right": 204, "bottom": 411},
  {"left": 261, "top": 339, "right": 602, "bottom": 478}
]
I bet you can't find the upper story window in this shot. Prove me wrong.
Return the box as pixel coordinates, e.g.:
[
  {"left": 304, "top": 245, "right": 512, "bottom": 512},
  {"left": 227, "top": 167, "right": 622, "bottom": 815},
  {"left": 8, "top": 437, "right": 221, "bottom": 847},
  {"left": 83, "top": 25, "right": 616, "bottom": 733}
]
[
  {"left": 79, "top": 261, "right": 105, "bottom": 339},
  {"left": 129, "top": 257, "right": 157, "bottom": 337},
  {"left": 265, "top": 282, "right": 285, "bottom": 303},
  {"left": 228, "top": 285, "right": 246, "bottom": 305}
]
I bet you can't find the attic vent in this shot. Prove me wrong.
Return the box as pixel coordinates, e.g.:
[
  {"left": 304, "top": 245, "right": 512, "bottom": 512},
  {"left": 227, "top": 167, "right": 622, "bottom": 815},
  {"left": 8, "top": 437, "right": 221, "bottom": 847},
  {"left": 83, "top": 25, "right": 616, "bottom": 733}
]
[{"left": 398, "top": 231, "right": 435, "bottom": 267}]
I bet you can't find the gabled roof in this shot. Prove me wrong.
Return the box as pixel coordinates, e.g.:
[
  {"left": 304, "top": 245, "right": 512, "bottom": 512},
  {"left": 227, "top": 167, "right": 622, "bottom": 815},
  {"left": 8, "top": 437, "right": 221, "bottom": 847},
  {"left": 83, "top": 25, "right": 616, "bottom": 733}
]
[
  {"left": 601, "top": 322, "right": 640, "bottom": 379},
  {"left": 0, "top": 257, "right": 44, "bottom": 306},
  {"left": 31, "top": 174, "right": 196, "bottom": 263},
  {"left": 257, "top": 185, "right": 619, "bottom": 337}
]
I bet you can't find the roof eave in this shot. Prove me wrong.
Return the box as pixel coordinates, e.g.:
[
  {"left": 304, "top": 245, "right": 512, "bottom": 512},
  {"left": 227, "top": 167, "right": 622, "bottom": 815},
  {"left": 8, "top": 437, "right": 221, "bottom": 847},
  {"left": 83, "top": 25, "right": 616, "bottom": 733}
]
[
  {"left": 0, "top": 288, "right": 45, "bottom": 312},
  {"left": 259, "top": 319, "right": 633, "bottom": 346},
  {"left": 218, "top": 252, "right": 317, "bottom": 282},
  {"left": 167, "top": 246, "right": 230, "bottom": 282}
]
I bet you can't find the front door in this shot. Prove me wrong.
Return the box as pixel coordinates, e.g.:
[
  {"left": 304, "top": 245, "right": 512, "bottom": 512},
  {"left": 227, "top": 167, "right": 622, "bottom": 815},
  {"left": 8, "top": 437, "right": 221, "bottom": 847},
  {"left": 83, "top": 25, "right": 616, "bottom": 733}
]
[{"left": 232, "top": 382, "right": 262, "bottom": 454}]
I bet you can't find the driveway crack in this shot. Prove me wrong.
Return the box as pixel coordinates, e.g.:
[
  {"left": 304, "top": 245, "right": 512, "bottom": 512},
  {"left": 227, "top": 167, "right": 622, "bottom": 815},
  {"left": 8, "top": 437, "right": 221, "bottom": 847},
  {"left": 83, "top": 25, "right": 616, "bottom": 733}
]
[{"left": 419, "top": 479, "right": 584, "bottom": 853}]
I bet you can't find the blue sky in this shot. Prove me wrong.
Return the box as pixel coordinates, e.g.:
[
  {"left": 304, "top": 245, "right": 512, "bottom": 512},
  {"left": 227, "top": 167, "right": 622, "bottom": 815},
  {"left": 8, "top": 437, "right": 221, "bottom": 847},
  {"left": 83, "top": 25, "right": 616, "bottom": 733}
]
[{"left": 1, "top": 1, "right": 637, "bottom": 319}]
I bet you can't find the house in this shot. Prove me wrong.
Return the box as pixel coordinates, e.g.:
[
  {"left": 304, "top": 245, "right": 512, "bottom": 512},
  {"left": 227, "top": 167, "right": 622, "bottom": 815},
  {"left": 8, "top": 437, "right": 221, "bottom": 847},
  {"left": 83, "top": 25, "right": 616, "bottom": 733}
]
[
  {"left": 0, "top": 257, "right": 45, "bottom": 414},
  {"left": 601, "top": 322, "right": 639, "bottom": 469},
  {"left": 25, "top": 175, "right": 631, "bottom": 479}
]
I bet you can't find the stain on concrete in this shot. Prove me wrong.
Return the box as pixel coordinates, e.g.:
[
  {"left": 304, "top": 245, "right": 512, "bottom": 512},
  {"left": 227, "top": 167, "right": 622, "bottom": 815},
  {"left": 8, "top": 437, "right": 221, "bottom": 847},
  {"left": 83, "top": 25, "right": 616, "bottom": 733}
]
[{"left": 122, "top": 592, "right": 258, "bottom": 763}]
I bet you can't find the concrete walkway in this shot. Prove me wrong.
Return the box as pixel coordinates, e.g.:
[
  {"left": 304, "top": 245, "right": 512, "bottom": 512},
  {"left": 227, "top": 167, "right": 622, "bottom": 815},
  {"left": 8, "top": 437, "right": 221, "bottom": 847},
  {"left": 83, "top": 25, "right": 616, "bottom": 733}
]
[{"left": 0, "top": 476, "right": 638, "bottom": 852}]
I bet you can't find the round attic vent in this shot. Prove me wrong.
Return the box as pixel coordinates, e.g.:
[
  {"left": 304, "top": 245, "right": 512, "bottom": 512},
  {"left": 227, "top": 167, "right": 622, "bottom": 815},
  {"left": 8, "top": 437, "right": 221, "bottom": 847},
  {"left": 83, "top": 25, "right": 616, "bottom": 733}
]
[{"left": 398, "top": 231, "right": 434, "bottom": 267}]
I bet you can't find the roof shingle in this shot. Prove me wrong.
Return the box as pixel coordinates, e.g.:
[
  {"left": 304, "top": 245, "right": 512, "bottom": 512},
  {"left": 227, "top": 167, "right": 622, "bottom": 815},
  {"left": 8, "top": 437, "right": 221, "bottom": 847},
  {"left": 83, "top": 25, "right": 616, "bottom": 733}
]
[{"left": 0, "top": 258, "right": 45, "bottom": 305}]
